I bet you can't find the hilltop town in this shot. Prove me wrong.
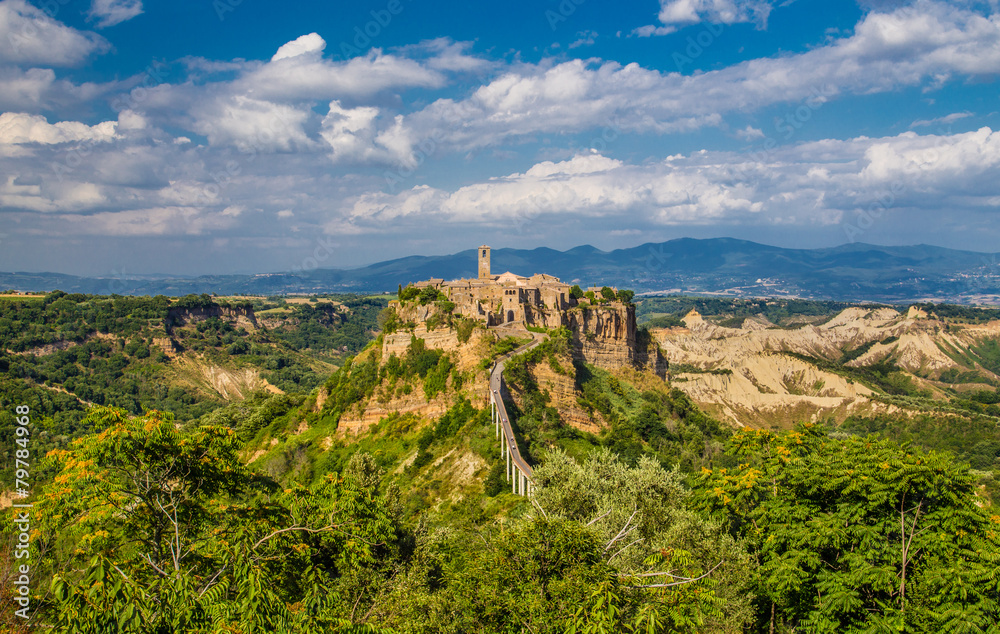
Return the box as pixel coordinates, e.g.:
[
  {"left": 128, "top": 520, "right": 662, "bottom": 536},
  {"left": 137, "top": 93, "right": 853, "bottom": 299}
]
[
  {"left": 392, "top": 245, "right": 667, "bottom": 379},
  {"left": 411, "top": 245, "right": 587, "bottom": 326}
]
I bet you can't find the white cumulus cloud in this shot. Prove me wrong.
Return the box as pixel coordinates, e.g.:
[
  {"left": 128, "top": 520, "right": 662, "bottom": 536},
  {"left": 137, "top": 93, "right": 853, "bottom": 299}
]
[
  {"left": 658, "top": 0, "right": 774, "bottom": 27},
  {"left": 0, "top": 112, "right": 117, "bottom": 144},
  {"left": 635, "top": 0, "right": 775, "bottom": 35},
  {"left": 189, "top": 95, "right": 314, "bottom": 151},
  {"left": 0, "top": 0, "right": 109, "bottom": 66},
  {"left": 356, "top": 2, "right": 1000, "bottom": 156},
  {"left": 272, "top": 32, "right": 326, "bottom": 61},
  {"left": 332, "top": 127, "right": 1000, "bottom": 235},
  {"left": 236, "top": 45, "right": 447, "bottom": 102}
]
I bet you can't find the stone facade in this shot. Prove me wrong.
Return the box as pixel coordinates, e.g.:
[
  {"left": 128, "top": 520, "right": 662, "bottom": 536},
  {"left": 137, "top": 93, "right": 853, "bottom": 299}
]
[
  {"left": 478, "top": 245, "right": 491, "bottom": 281},
  {"left": 413, "top": 245, "right": 575, "bottom": 326},
  {"left": 401, "top": 246, "right": 668, "bottom": 378}
]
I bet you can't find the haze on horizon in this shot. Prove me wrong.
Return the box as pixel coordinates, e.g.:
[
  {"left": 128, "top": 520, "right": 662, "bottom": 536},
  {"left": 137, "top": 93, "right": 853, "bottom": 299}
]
[{"left": 1, "top": 0, "right": 1000, "bottom": 277}]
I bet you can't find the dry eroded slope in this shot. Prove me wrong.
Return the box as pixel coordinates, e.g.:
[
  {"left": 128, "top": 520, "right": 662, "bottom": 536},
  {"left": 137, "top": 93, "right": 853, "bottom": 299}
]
[{"left": 654, "top": 307, "right": 1000, "bottom": 427}]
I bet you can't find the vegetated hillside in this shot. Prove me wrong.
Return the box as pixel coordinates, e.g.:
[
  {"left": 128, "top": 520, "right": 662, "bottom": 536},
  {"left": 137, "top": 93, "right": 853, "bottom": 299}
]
[
  {"left": 231, "top": 297, "right": 733, "bottom": 516},
  {"left": 4, "top": 238, "right": 1000, "bottom": 302},
  {"left": 0, "top": 291, "right": 386, "bottom": 486},
  {"left": 5, "top": 289, "right": 1000, "bottom": 632}
]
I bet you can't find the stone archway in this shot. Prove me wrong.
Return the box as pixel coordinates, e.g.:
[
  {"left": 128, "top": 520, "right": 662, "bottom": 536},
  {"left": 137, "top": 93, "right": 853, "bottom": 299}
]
[{"left": 507, "top": 310, "right": 515, "bottom": 323}]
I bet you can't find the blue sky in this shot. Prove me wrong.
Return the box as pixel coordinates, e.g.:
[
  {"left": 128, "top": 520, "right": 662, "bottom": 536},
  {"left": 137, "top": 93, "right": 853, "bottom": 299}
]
[{"left": 1, "top": 0, "right": 999, "bottom": 276}]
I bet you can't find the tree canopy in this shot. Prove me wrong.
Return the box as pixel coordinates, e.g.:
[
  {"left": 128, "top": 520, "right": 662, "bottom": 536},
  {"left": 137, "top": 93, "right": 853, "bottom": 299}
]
[
  {"left": 700, "top": 424, "right": 1000, "bottom": 632},
  {"left": 32, "top": 407, "right": 403, "bottom": 633}
]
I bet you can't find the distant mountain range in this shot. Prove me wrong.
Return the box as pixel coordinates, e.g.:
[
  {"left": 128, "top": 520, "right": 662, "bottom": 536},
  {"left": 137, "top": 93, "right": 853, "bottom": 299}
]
[{"left": 3, "top": 238, "right": 1000, "bottom": 304}]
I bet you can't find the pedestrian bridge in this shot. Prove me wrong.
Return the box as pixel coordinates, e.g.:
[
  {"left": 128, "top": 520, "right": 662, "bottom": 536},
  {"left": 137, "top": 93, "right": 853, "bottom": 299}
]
[{"left": 488, "top": 330, "right": 545, "bottom": 497}]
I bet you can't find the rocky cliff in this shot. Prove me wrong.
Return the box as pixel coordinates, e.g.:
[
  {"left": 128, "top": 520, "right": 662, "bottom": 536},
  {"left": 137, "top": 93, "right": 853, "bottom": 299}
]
[
  {"left": 334, "top": 300, "right": 669, "bottom": 436},
  {"left": 522, "top": 349, "right": 604, "bottom": 434},
  {"left": 395, "top": 297, "right": 667, "bottom": 377},
  {"left": 558, "top": 305, "right": 668, "bottom": 377},
  {"left": 165, "top": 305, "right": 258, "bottom": 331},
  {"left": 337, "top": 320, "right": 493, "bottom": 436}
]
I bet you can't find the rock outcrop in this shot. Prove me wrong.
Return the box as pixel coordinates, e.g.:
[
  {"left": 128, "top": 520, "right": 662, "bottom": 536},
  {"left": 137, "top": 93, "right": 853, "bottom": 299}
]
[
  {"left": 562, "top": 305, "right": 668, "bottom": 377},
  {"left": 165, "top": 305, "right": 258, "bottom": 331},
  {"left": 338, "top": 299, "right": 668, "bottom": 436},
  {"left": 337, "top": 319, "right": 492, "bottom": 435},
  {"left": 525, "top": 351, "right": 603, "bottom": 434},
  {"left": 338, "top": 391, "right": 456, "bottom": 436}
]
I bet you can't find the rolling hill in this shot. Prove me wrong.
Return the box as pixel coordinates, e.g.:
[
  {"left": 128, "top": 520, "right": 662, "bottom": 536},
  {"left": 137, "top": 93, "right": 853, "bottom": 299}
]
[{"left": 2, "top": 238, "right": 999, "bottom": 303}]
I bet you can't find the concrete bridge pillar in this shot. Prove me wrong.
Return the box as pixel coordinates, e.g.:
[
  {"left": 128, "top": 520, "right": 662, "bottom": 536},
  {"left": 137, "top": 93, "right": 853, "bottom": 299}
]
[{"left": 506, "top": 439, "right": 510, "bottom": 482}]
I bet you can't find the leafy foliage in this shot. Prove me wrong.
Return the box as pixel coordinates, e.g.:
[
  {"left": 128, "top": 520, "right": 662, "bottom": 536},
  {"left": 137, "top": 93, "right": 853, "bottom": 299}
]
[
  {"left": 32, "top": 407, "right": 404, "bottom": 633},
  {"left": 617, "top": 289, "right": 635, "bottom": 304},
  {"left": 10, "top": 289, "right": 1000, "bottom": 633},
  {"left": 841, "top": 409, "right": 1000, "bottom": 470},
  {"left": 199, "top": 390, "right": 300, "bottom": 440},
  {"left": 322, "top": 354, "right": 381, "bottom": 427},
  {"left": 268, "top": 297, "right": 386, "bottom": 356},
  {"left": 912, "top": 302, "right": 1000, "bottom": 324},
  {"left": 533, "top": 449, "right": 754, "bottom": 631},
  {"left": 635, "top": 296, "right": 873, "bottom": 329},
  {"left": 701, "top": 424, "right": 1000, "bottom": 632}
]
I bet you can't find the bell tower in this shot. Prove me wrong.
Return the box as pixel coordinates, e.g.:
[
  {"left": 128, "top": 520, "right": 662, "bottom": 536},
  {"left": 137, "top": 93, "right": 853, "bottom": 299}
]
[{"left": 478, "top": 245, "right": 491, "bottom": 281}]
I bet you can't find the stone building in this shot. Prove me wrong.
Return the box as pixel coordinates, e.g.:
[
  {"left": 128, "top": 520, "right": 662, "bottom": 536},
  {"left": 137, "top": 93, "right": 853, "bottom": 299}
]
[
  {"left": 397, "top": 245, "right": 668, "bottom": 379},
  {"left": 412, "top": 245, "right": 575, "bottom": 325}
]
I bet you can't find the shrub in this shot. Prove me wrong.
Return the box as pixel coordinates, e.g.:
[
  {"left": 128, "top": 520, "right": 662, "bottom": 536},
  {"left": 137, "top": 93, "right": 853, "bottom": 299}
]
[
  {"left": 455, "top": 318, "right": 476, "bottom": 343},
  {"left": 399, "top": 285, "right": 420, "bottom": 301},
  {"left": 418, "top": 287, "right": 444, "bottom": 305}
]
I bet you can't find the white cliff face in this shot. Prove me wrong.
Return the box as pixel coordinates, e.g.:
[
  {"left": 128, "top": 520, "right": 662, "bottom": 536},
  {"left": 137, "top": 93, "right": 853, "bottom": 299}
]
[{"left": 653, "top": 308, "right": 1000, "bottom": 427}]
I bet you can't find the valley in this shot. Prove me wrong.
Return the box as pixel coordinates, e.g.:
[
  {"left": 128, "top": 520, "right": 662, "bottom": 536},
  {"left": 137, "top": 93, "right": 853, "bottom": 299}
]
[
  {"left": 2, "top": 287, "right": 1000, "bottom": 632},
  {"left": 653, "top": 305, "right": 1000, "bottom": 428}
]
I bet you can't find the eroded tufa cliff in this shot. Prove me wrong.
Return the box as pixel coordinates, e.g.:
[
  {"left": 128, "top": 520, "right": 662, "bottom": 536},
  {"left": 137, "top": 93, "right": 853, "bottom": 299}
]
[
  {"left": 165, "top": 305, "right": 258, "bottom": 331},
  {"left": 561, "top": 305, "right": 668, "bottom": 377},
  {"left": 397, "top": 298, "right": 668, "bottom": 377}
]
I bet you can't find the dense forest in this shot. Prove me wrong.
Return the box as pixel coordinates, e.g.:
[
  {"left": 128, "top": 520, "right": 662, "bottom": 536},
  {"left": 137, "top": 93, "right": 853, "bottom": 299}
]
[
  {"left": 2, "top": 293, "right": 1000, "bottom": 632},
  {"left": 0, "top": 292, "right": 386, "bottom": 486}
]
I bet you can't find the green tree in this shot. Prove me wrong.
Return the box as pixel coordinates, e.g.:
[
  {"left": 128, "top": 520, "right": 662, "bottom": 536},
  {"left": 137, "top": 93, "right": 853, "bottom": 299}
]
[
  {"left": 617, "top": 289, "right": 635, "bottom": 304},
  {"left": 34, "top": 407, "right": 401, "bottom": 633},
  {"left": 533, "top": 448, "right": 754, "bottom": 632},
  {"left": 570, "top": 285, "right": 585, "bottom": 300},
  {"left": 418, "top": 287, "right": 443, "bottom": 305},
  {"left": 600, "top": 287, "right": 616, "bottom": 302},
  {"left": 701, "top": 424, "right": 1000, "bottom": 633},
  {"left": 398, "top": 285, "right": 420, "bottom": 302},
  {"left": 388, "top": 517, "right": 623, "bottom": 633},
  {"left": 377, "top": 306, "right": 400, "bottom": 333}
]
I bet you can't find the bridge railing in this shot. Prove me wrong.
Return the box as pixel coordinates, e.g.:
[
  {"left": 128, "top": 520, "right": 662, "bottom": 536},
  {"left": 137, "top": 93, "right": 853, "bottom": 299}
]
[{"left": 488, "top": 333, "right": 543, "bottom": 497}]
